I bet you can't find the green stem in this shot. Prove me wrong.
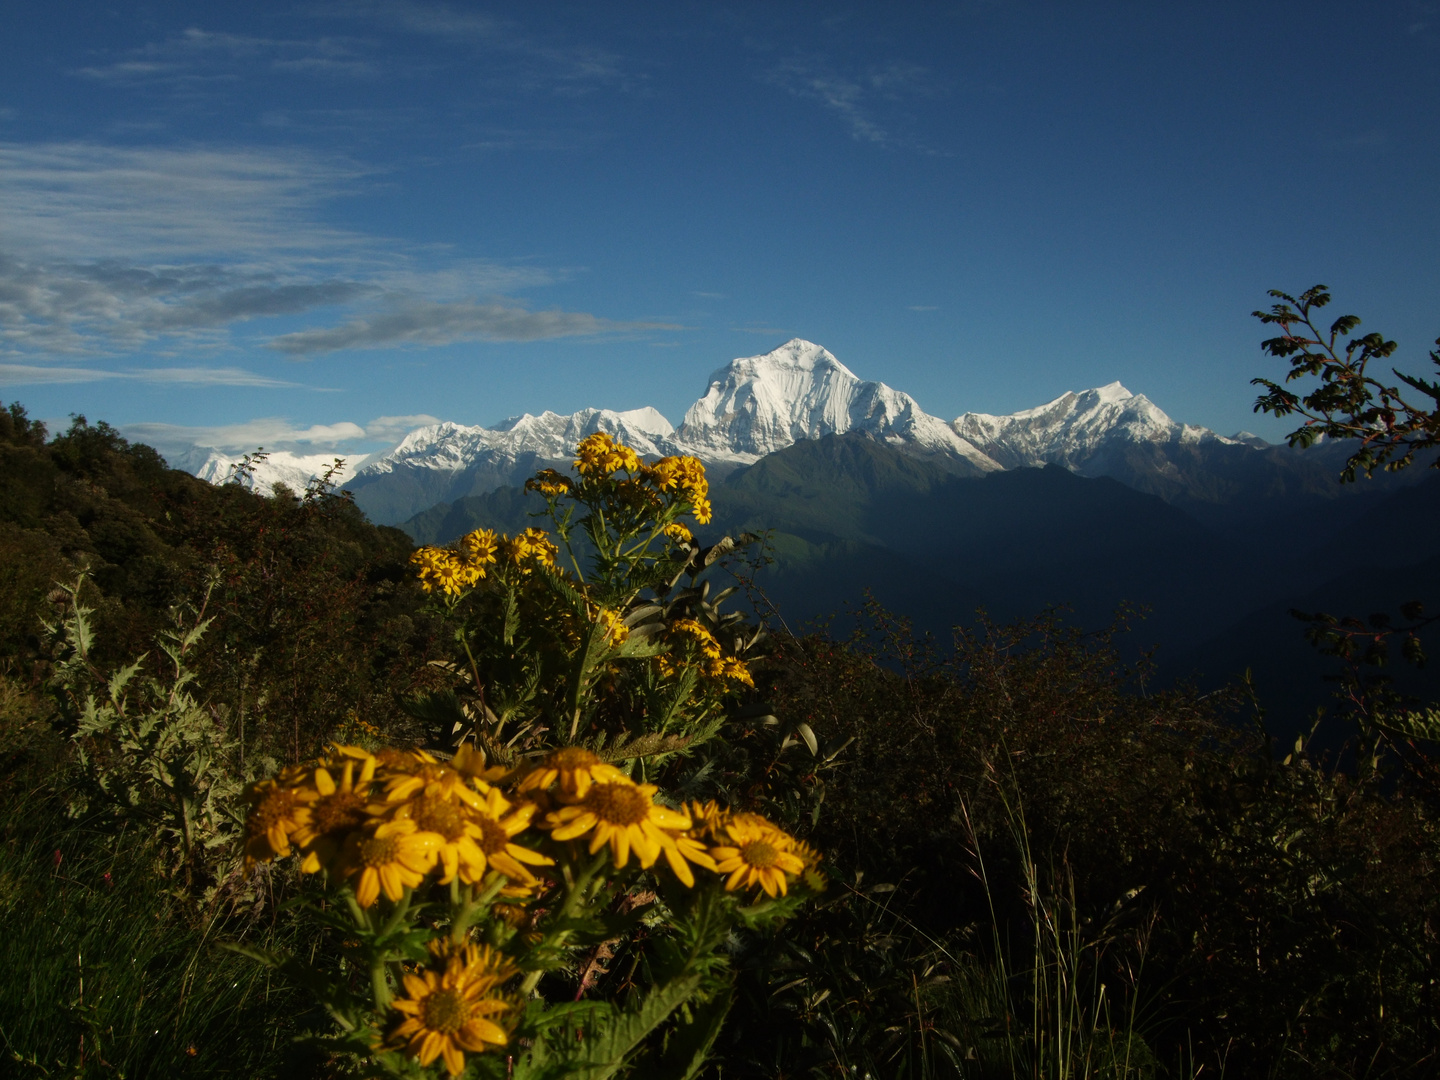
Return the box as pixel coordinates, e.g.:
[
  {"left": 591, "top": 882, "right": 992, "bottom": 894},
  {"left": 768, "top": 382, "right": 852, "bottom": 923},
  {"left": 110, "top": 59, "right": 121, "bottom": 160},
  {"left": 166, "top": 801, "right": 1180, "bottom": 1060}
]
[
  {"left": 518, "top": 850, "right": 609, "bottom": 996},
  {"left": 450, "top": 876, "right": 507, "bottom": 944}
]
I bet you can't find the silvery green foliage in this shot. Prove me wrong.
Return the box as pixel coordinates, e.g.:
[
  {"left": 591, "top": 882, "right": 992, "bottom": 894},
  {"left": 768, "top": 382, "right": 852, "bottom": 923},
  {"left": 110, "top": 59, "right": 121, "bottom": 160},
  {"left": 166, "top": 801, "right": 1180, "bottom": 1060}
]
[{"left": 42, "top": 573, "right": 250, "bottom": 888}]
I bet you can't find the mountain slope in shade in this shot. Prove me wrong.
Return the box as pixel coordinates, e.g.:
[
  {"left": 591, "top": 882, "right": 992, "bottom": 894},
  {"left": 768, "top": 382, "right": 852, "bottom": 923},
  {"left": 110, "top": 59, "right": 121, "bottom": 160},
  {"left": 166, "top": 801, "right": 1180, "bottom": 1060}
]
[{"left": 676, "top": 338, "right": 1000, "bottom": 473}]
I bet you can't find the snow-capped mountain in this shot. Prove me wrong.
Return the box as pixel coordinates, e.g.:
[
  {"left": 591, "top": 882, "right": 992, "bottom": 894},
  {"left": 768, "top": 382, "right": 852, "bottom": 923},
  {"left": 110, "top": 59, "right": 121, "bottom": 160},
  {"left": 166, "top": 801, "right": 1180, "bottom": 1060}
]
[
  {"left": 182, "top": 448, "right": 370, "bottom": 495},
  {"left": 952, "top": 382, "right": 1242, "bottom": 474},
  {"left": 168, "top": 336, "right": 1326, "bottom": 527},
  {"left": 342, "top": 407, "right": 676, "bottom": 526},
  {"left": 676, "top": 339, "right": 1000, "bottom": 473}
]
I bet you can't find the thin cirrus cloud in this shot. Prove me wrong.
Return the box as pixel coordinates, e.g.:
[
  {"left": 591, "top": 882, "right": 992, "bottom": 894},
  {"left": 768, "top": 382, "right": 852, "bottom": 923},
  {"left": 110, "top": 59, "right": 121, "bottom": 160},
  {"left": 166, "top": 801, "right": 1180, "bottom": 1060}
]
[
  {"left": 269, "top": 299, "right": 680, "bottom": 355},
  {"left": 73, "top": 27, "right": 376, "bottom": 85},
  {"left": 766, "top": 58, "right": 943, "bottom": 153},
  {"left": 123, "top": 413, "right": 443, "bottom": 453},
  {"left": 0, "top": 363, "right": 305, "bottom": 388},
  {"left": 0, "top": 141, "right": 651, "bottom": 360}
]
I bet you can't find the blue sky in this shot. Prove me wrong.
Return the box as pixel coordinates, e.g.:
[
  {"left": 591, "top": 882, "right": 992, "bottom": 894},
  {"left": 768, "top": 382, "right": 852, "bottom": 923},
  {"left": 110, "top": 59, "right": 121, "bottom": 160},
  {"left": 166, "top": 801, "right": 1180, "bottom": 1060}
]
[{"left": 1, "top": 1, "right": 1437, "bottom": 457}]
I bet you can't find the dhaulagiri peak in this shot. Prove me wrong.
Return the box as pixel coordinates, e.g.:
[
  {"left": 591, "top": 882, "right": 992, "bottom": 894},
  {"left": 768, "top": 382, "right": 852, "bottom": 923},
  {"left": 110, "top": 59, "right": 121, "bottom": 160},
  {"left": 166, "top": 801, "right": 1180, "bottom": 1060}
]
[{"left": 179, "top": 337, "right": 1253, "bottom": 514}]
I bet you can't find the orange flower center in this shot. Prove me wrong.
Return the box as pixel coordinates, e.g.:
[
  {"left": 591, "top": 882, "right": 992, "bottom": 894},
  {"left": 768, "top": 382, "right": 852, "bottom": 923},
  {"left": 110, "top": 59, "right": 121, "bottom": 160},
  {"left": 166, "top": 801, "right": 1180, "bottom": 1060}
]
[
  {"left": 476, "top": 815, "right": 511, "bottom": 855},
  {"left": 247, "top": 788, "right": 302, "bottom": 837},
  {"left": 311, "top": 791, "right": 366, "bottom": 836},
  {"left": 585, "top": 782, "right": 650, "bottom": 826},
  {"left": 421, "top": 988, "right": 470, "bottom": 1034},
  {"left": 358, "top": 833, "right": 401, "bottom": 867},
  {"left": 412, "top": 795, "right": 467, "bottom": 840},
  {"left": 741, "top": 840, "right": 780, "bottom": 869}
]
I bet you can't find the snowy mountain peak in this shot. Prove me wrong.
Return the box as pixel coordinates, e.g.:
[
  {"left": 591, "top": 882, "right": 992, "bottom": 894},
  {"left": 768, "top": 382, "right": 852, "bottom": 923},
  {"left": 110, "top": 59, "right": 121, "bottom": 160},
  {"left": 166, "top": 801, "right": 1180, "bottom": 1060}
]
[
  {"left": 953, "top": 383, "right": 1231, "bottom": 471},
  {"left": 677, "top": 339, "right": 998, "bottom": 471}
]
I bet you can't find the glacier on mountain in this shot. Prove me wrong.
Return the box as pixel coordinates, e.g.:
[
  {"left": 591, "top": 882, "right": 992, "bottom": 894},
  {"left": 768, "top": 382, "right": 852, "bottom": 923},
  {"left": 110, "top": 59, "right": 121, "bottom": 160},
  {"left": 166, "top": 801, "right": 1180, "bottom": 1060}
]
[
  {"left": 676, "top": 339, "right": 999, "bottom": 473},
  {"left": 953, "top": 382, "right": 1243, "bottom": 473}
]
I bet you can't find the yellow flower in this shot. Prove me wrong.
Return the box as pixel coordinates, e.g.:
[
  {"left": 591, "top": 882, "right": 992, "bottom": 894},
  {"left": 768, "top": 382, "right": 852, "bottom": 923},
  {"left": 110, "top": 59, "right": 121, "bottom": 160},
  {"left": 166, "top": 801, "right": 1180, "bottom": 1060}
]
[
  {"left": 341, "top": 818, "right": 440, "bottom": 907},
  {"left": 242, "top": 777, "right": 315, "bottom": 866},
  {"left": 290, "top": 755, "right": 380, "bottom": 874},
  {"left": 574, "top": 432, "right": 641, "bottom": 478},
  {"left": 722, "top": 657, "right": 754, "bottom": 687},
  {"left": 690, "top": 496, "right": 713, "bottom": 524},
  {"left": 662, "top": 522, "right": 693, "bottom": 545},
  {"left": 400, "top": 792, "right": 490, "bottom": 885},
  {"left": 382, "top": 751, "right": 486, "bottom": 807},
  {"left": 672, "top": 619, "right": 723, "bottom": 661},
  {"left": 517, "top": 746, "right": 627, "bottom": 800},
  {"left": 470, "top": 786, "right": 554, "bottom": 883},
  {"left": 545, "top": 776, "right": 705, "bottom": 885},
  {"left": 389, "top": 942, "right": 516, "bottom": 1076},
  {"left": 525, "top": 468, "right": 573, "bottom": 497},
  {"left": 451, "top": 743, "right": 510, "bottom": 785},
  {"left": 596, "top": 607, "right": 629, "bottom": 645},
  {"left": 709, "top": 815, "right": 807, "bottom": 898},
  {"left": 460, "top": 528, "right": 498, "bottom": 568},
  {"left": 501, "top": 527, "right": 559, "bottom": 569}
]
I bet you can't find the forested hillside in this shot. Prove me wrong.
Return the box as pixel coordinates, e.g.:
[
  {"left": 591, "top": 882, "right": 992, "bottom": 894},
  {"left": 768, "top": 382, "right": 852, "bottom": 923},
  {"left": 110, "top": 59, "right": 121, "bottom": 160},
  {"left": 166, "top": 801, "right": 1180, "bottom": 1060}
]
[{"left": 1, "top": 399, "right": 1437, "bottom": 1079}]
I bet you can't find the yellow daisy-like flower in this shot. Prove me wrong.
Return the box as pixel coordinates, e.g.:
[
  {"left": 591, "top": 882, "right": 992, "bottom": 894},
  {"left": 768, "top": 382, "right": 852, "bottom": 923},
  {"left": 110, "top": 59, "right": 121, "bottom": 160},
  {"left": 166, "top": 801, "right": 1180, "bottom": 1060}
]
[
  {"left": 516, "top": 746, "right": 627, "bottom": 801},
  {"left": 690, "top": 496, "right": 713, "bottom": 524},
  {"left": 574, "top": 432, "right": 641, "bottom": 478},
  {"left": 524, "top": 468, "right": 573, "bottom": 498},
  {"left": 460, "top": 528, "right": 498, "bottom": 568},
  {"left": 400, "top": 792, "right": 489, "bottom": 885},
  {"left": 672, "top": 619, "right": 723, "bottom": 661},
  {"left": 383, "top": 752, "right": 485, "bottom": 806},
  {"left": 470, "top": 786, "right": 554, "bottom": 883},
  {"left": 390, "top": 943, "right": 516, "bottom": 1077},
  {"left": 595, "top": 607, "right": 629, "bottom": 645},
  {"left": 341, "top": 818, "right": 440, "bottom": 907},
  {"left": 545, "top": 777, "right": 706, "bottom": 885},
  {"left": 501, "top": 527, "right": 559, "bottom": 569},
  {"left": 709, "top": 816, "right": 807, "bottom": 898},
  {"left": 662, "top": 521, "right": 693, "bottom": 545},
  {"left": 243, "top": 777, "right": 315, "bottom": 866},
  {"left": 290, "top": 755, "right": 380, "bottom": 874},
  {"left": 722, "top": 657, "right": 755, "bottom": 687}
]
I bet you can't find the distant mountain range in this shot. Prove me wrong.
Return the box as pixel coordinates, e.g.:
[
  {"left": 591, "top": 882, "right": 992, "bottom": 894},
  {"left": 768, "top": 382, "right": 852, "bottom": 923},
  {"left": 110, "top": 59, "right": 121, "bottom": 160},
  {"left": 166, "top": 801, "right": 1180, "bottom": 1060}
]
[
  {"left": 164, "top": 337, "right": 1437, "bottom": 737},
  {"left": 176, "top": 338, "right": 1403, "bottom": 529}
]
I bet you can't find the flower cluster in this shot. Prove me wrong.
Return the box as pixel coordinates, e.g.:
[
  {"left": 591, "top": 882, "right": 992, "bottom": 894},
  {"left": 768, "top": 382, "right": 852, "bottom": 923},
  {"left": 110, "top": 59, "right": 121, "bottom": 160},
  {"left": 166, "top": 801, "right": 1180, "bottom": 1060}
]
[
  {"left": 660, "top": 618, "right": 754, "bottom": 687},
  {"left": 568, "top": 432, "right": 713, "bottom": 525},
  {"left": 243, "top": 745, "right": 550, "bottom": 906},
  {"left": 574, "top": 431, "right": 642, "bottom": 478},
  {"left": 243, "top": 743, "right": 822, "bottom": 1074},
  {"left": 524, "top": 468, "right": 572, "bottom": 498},
  {"left": 500, "top": 527, "right": 558, "bottom": 570},
  {"left": 684, "top": 800, "right": 823, "bottom": 898},
  {"left": 246, "top": 745, "right": 819, "bottom": 902},
  {"left": 411, "top": 526, "right": 559, "bottom": 597},
  {"left": 411, "top": 528, "right": 499, "bottom": 596},
  {"left": 647, "top": 453, "right": 711, "bottom": 524}
]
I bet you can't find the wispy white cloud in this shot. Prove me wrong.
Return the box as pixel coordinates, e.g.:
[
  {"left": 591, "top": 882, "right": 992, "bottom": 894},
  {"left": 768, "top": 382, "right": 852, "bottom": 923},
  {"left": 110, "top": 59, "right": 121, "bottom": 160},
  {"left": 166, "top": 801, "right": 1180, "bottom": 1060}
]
[
  {"left": 766, "top": 58, "right": 943, "bottom": 152},
  {"left": 271, "top": 298, "right": 680, "bottom": 355},
  {"left": 365, "top": 413, "right": 443, "bottom": 440},
  {"left": 0, "top": 141, "right": 650, "bottom": 360},
  {"left": 123, "top": 412, "right": 441, "bottom": 453},
  {"left": 731, "top": 324, "right": 792, "bottom": 335},
  {"left": 74, "top": 27, "right": 376, "bottom": 85},
  {"left": 0, "top": 363, "right": 304, "bottom": 388}
]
